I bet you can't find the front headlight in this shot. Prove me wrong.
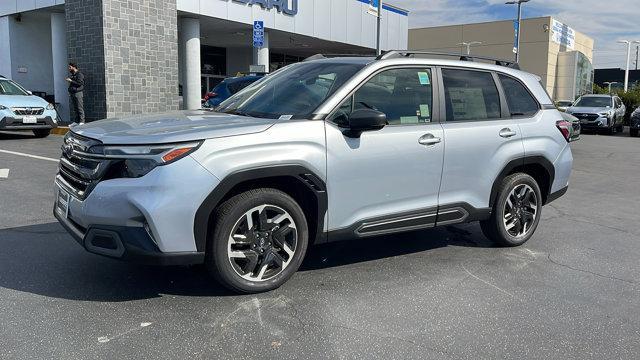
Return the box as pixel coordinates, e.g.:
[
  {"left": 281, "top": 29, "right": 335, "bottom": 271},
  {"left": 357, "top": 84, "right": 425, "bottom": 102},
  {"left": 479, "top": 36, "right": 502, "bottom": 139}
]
[
  {"left": 46, "top": 103, "right": 55, "bottom": 110},
  {"left": 598, "top": 111, "right": 613, "bottom": 118},
  {"left": 87, "top": 141, "right": 202, "bottom": 178}
]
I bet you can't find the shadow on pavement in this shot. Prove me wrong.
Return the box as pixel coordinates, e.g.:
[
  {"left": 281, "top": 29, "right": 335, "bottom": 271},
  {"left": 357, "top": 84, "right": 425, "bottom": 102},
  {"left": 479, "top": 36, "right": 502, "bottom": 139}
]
[
  {"left": 0, "top": 131, "right": 37, "bottom": 140},
  {"left": 0, "top": 221, "right": 492, "bottom": 302}
]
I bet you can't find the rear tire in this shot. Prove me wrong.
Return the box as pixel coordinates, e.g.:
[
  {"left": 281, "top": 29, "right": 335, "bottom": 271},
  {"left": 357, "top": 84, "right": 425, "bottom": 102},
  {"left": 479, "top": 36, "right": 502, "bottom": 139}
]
[
  {"left": 205, "top": 188, "right": 309, "bottom": 294},
  {"left": 631, "top": 128, "right": 639, "bottom": 137},
  {"left": 33, "top": 129, "right": 51, "bottom": 138},
  {"left": 480, "top": 173, "right": 542, "bottom": 247}
]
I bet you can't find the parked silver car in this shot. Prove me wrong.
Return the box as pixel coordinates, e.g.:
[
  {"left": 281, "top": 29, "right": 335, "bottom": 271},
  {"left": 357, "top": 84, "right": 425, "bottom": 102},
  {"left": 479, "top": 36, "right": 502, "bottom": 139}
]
[
  {"left": 556, "top": 100, "right": 574, "bottom": 112},
  {"left": 566, "top": 94, "right": 625, "bottom": 134},
  {"left": 54, "top": 52, "right": 574, "bottom": 293}
]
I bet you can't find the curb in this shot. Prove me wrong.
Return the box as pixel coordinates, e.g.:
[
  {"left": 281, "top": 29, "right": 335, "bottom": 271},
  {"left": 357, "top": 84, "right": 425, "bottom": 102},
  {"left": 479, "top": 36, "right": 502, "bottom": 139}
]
[{"left": 52, "top": 127, "right": 70, "bottom": 135}]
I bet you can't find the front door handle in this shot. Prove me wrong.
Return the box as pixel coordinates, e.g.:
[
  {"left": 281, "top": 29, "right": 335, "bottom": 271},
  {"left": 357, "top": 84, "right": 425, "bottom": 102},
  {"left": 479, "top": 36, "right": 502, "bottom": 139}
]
[
  {"left": 499, "top": 128, "right": 517, "bottom": 138},
  {"left": 418, "top": 133, "right": 442, "bottom": 146}
]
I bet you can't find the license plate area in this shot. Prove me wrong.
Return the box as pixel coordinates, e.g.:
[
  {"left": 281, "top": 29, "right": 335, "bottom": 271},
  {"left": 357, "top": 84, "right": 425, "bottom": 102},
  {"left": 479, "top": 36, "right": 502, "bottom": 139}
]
[
  {"left": 22, "top": 116, "right": 38, "bottom": 124},
  {"left": 56, "top": 186, "right": 70, "bottom": 219}
]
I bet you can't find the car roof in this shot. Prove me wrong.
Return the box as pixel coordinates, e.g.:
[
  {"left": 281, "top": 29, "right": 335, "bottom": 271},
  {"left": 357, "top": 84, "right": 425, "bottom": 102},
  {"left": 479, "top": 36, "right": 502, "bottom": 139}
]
[{"left": 581, "top": 94, "right": 612, "bottom": 98}]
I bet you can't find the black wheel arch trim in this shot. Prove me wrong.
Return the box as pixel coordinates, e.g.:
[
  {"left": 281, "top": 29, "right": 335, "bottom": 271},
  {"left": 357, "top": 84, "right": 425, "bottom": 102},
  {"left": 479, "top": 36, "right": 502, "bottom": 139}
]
[
  {"left": 194, "top": 164, "right": 328, "bottom": 252},
  {"left": 489, "top": 156, "right": 555, "bottom": 207}
]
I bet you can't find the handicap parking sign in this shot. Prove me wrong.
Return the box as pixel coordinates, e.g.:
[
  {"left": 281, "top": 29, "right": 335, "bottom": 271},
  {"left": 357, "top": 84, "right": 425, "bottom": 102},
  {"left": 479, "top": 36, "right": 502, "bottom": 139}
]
[{"left": 253, "top": 21, "right": 264, "bottom": 48}]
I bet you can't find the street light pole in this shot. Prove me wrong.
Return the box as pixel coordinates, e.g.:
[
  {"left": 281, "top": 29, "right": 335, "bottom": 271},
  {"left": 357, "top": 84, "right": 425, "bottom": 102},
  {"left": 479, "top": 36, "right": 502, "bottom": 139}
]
[
  {"left": 618, "top": 40, "right": 640, "bottom": 92},
  {"left": 636, "top": 44, "right": 639, "bottom": 71},
  {"left": 458, "top": 41, "right": 483, "bottom": 55},
  {"left": 506, "top": 0, "right": 530, "bottom": 63},
  {"left": 376, "top": 0, "right": 383, "bottom": 56},
  {"left": 603, "top": 82, "right": 618, "bottom": 94}
]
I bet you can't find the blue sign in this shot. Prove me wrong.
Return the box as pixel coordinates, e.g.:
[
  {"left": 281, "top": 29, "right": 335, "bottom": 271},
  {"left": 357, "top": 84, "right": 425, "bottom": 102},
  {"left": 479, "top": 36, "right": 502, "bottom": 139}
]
[
  {"left": 253, "top": 21, "right": 264, "bottom": 48},
  {"left": 512, "top": 20, "right": 519, "bottom": 54}
]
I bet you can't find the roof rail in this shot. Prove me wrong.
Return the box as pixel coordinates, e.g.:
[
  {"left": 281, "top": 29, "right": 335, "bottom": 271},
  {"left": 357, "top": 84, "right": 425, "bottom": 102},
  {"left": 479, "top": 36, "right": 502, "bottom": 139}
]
[
  {"left": 376, "top": 50, "right": 520, "bottom": 70},
  {"left": 303, "top": 53, "right": 375, "bottom": 62}
]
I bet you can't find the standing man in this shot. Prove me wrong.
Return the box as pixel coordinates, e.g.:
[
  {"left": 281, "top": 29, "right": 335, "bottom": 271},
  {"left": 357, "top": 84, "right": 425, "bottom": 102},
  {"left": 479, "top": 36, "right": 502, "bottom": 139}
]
[{"left": 66, "top": 63, "right": 85, "bottom": 124}]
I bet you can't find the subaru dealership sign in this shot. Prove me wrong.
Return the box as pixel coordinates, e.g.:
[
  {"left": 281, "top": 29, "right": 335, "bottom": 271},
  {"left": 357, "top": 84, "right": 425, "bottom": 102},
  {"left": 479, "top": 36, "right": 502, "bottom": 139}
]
[
  {"left": 551, "top": 19, "right": 576, "bottom": 50},
  {"left": 232, "top": 0, "right": 298, "bottom": 16}
]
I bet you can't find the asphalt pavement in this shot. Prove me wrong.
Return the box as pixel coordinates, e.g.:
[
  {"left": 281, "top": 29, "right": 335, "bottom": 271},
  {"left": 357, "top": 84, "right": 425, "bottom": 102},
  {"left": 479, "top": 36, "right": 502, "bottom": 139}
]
[{"left": 0, "top": 129, "right": 639, "bottom": 359}]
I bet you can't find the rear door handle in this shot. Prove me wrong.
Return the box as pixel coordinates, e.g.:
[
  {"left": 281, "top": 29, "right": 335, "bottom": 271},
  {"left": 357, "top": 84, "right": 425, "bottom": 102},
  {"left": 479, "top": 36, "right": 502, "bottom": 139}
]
[
  {"left": 418, "top": 133, "right": 442, "bottom": 146},
  {"left": 499, "top": 128, "right": 517, "bottom": 138}
]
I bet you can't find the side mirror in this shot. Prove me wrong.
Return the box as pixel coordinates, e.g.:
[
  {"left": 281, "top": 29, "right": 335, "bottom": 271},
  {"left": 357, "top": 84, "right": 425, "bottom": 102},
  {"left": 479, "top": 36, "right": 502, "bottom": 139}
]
[{"left": 345, "top": 109, "right": 386, "bottom": 137}]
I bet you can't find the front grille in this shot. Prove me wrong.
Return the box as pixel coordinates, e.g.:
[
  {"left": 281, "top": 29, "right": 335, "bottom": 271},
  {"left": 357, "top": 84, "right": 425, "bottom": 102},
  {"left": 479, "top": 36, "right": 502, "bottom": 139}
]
[
  {"left": 573, "top": 113, "right": 599, "bottom": 121},
  {"left": 12, "top": 107, "right": 44, "bottom": 116},
  {"left": 57, "top": 132, "right": 111, "bottom": 199}
]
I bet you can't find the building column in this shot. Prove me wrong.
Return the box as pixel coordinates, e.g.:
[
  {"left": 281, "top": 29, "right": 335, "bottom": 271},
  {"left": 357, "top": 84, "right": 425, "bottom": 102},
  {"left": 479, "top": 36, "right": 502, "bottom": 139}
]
[
  {"left": 179, "top": 18, "right": 201, "bottom": 110},
  {"left": 252, "top": 31, "right": 269, "bottom": 73},
  {"left": 0, "top": 16, "right": 11, "bottom": 79},
  {"left": 51, "top": 13, "right": 69, "bottom": 123}
]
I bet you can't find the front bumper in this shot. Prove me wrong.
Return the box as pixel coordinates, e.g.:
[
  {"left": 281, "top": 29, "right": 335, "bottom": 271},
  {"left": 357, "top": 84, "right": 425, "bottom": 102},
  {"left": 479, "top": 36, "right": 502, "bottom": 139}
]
[
  {"left": 0, "top": 115, "right": 58, "bottom": 130},
  {"left": 54, "top": 208, "right": 205, "bottom": 265},
  {"left": 630, "top": 115, "right": 640, "bottom": 129},
  {"left": 572, "top": 114, "right": 612, "bottom": 129},
  {"left": 54, "top": 155, "right": 220, "bottom": 264}
]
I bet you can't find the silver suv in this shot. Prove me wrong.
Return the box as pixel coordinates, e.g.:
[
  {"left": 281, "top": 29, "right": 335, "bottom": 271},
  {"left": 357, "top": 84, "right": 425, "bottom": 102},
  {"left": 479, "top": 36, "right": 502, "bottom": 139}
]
[
  {"left": 54, "top": 52, "right": 574, "bottom": 293},
  {"left": 566, "top": 94, "right": 626, "bottom": 134}
]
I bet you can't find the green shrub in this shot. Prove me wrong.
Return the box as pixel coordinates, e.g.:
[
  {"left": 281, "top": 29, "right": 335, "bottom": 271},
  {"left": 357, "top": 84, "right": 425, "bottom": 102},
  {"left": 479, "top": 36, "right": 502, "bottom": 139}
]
[{"left": 616, "top": 89, "right": 640, "bottom": 123}]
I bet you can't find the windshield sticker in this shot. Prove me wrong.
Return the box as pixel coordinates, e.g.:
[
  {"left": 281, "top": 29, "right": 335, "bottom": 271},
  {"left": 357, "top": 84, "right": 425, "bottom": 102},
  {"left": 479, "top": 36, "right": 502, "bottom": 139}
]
[
  {"left": 278, "top": 115, "right": 293, "bottom": 120},
  {"left": 420, "top": 104, "right": 430, "bottom": 118},
  {"left": 418, "top": 72, "right": 431, "bottom": 85},
  {"left": 401, "top": 116, "right": 419, "bottom": 124}
]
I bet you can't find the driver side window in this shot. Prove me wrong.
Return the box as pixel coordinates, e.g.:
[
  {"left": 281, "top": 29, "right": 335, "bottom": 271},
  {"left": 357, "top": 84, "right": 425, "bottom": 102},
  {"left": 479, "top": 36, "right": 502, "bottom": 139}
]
[{"left": 330, "top": 68, "right": 434, "bottom": 126}]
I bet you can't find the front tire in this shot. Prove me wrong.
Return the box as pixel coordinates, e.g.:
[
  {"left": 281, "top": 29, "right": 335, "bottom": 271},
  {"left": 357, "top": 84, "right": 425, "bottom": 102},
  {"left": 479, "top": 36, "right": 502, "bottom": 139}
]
[
  {"left": 631, "top": 128, "right": 638, "bottom": 137},
  {"left": 206, "top": 188, "right": 309, "bottom": 293},
  {"left": 33, "top": 129, "right": 51, "bottom": 138},
  {"left": 481, "top": 173, "right": 542, "bottom": 247}
]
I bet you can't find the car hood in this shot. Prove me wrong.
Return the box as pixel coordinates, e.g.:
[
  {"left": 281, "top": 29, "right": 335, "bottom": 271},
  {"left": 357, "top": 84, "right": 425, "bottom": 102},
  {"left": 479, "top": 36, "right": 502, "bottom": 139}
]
[
  {"left": 71, "top": 110, "right": 277, "bottom": 145},
  {"left": 0, "top": 94, "right": 48, "bottom": 108},
  {"left": 567, "top": 107, "right": 610, "bottom": 114}
]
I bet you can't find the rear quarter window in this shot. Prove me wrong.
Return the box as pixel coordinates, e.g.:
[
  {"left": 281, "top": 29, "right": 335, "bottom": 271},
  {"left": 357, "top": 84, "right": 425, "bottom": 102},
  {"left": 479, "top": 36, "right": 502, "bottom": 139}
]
[{"left": 499, "top": 74, "right": 540, "bottom": 117}]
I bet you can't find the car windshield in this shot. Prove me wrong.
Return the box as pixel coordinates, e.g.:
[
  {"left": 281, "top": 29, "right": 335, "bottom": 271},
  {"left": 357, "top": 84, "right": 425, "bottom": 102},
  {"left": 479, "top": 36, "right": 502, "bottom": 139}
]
[
  {"left": 0, "top": 79, "right": 29, "bottom": 96},
  {"left": 216, "top": 62, "right": 365, "bottom": 119},
  {"left": 574, "top": 97, "right": 612, "bottom": 108}
]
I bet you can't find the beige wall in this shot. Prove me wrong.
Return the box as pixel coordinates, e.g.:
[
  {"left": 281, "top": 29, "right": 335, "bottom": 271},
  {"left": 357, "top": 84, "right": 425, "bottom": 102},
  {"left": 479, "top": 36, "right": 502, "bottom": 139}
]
[{"left": 409, "top": 17, "right": 594, "bottom": 100}]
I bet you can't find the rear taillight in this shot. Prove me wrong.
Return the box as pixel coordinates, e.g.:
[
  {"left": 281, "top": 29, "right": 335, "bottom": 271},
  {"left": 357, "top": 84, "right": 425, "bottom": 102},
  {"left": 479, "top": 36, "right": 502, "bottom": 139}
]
[{"left": 556, "top": 120, "right": 571, "bottom": 142}]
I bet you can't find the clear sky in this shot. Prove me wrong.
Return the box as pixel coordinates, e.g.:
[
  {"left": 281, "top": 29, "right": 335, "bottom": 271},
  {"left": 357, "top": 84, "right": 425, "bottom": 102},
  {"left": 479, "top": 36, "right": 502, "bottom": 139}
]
[{"left": 389, "top": 0, "right": 640, "bottom": 69}]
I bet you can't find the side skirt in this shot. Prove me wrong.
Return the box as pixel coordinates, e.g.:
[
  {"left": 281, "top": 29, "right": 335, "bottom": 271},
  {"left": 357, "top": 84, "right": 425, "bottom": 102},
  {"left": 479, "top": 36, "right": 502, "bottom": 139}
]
[{"left": 327, "top": 203, "right": 491, "bottom": 242}]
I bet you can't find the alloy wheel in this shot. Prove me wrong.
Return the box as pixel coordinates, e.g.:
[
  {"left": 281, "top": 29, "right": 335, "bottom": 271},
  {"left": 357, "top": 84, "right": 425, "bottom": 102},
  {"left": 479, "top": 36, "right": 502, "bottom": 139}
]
[
  {"left": 227, "top": 204, "right": 298, "bottom": 282},
  {"left": 503, "top": 184, "right": 538, "bottom": 238}
]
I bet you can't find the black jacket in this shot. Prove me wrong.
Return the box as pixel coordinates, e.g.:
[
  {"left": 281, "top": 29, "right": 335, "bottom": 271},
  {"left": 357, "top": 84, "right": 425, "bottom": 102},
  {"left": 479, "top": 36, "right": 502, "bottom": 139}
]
[{"left": 68, "top": 71, "right": 84, "bottom": 93}]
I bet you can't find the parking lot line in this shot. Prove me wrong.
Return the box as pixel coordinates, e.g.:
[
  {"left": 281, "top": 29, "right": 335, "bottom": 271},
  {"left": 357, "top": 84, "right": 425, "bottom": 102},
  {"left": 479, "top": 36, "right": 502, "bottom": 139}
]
[
  {"left": 0, "top": 169, "right": 9, "bottom": 178},
  {"left": 0, "top": 149, "right": 59, "bottom": 163}
]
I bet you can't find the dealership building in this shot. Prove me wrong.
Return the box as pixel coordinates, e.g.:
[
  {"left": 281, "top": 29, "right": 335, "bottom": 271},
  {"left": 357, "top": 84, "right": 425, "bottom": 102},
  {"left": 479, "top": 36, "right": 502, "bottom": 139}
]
[
  {"left": 0, "top": 0, "right": 408, "bottom": 122},
  {"left": 409, "top": 17, "right": 595, "bottom": 102}
]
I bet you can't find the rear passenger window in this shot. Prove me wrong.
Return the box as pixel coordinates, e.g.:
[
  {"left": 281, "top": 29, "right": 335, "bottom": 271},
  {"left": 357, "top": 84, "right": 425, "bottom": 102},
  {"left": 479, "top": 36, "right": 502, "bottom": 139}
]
[
  {"left": 499, "top": 74, "right": 539, "bottom": 116},
  {"left": 442, "top": 69, "right": 501, "bottom": 121}
]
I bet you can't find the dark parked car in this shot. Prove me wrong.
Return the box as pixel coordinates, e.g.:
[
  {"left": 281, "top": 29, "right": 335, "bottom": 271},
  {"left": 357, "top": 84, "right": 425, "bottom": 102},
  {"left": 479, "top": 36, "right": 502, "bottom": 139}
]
[
  {"left": 631, "top": 106, "right": 640, "bottom": 137},
  {"left": 202, "top": 75, "right": 264, "bottom": 108}
]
